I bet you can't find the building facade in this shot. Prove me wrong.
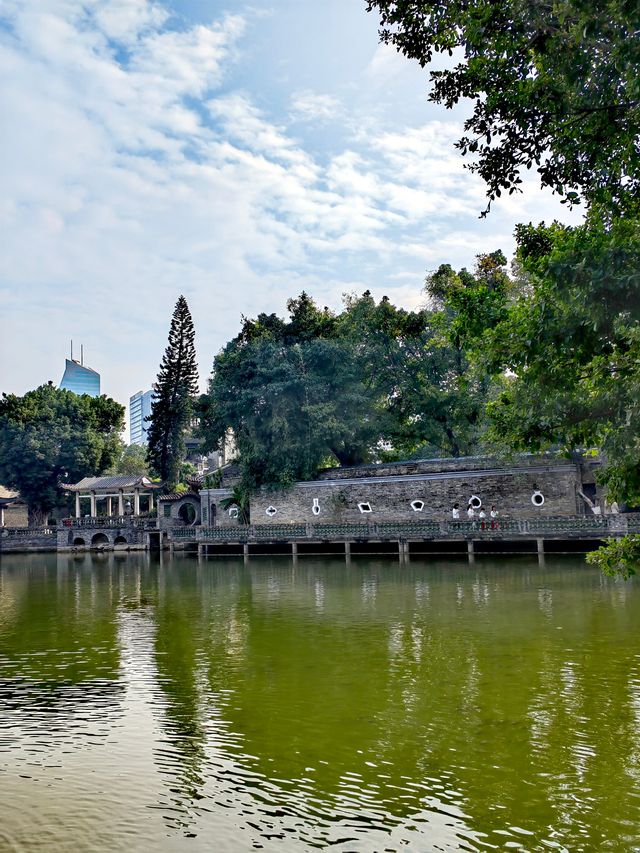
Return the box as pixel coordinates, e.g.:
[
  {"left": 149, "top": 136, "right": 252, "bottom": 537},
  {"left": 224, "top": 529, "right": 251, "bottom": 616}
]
[
  {"left": 60, "top": 358, "right": 100, "bottom": 397},
  {"left": 129, "top": 389, "right": 154, "bottom": 445},
  {"left": 199, "top": 455, "right": 597, "bottom": 528}
]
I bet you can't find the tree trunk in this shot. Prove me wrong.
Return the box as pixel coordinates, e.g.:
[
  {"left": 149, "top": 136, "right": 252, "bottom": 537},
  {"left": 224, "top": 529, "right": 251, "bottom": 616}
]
[{"left": 28, "top": 506, "right": 49, "bottom": 528}]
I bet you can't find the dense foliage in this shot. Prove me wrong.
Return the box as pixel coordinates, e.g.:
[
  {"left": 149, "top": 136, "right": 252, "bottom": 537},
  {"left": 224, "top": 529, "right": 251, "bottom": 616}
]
[
  {"left": 366, "top": 0, "right": 640, "bottom": 576},
  {"left": 200, "top": 286, "right": 499, "bottom": 490},
  {"left": 367, "top": 0, "right": 640, "bottom": 215},
  {"left": 108, "top": 443, "right": 150, "bottom": 476},
  {"left": 0, "top": 384, "right": 124, "bottom": 524},
  {"left": 147, "top": 296, "right": 199, "bottom": 490},
  {"left": 484, "top": 218, "right": 640, "bottom": 503}
]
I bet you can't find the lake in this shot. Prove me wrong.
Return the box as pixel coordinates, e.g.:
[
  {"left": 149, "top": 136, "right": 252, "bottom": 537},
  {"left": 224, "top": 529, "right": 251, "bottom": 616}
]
[{"left": 0, "top": 552, "right": 638, "bottom": 851}]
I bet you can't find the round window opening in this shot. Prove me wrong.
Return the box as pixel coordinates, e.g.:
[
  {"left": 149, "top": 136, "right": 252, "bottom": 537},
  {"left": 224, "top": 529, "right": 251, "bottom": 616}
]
[
  {"left": 532, "top": 490, "right": 545, "bottom": 507},
  {"left": 469, "top": 495, "right": 482, "bottom": 509},
  {"left": 411, "top": 500, "right": 425, "bottom": 512},
  {"left": 178, "top": 502, "right": 197, "bottom": 525}
]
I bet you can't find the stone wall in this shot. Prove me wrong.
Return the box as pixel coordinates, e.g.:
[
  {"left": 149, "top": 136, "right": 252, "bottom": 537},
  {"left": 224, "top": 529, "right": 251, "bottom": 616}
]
[
  {"left": 248, "top": 460, "right": 583, "bottom": 525},
  {"left": 200, "top": 489, "right": 242, "bottom": 528},
  {"left": 56, "top": 526, "right": 147, "bottom": 550},
  {"left": 0, "top": 529, "right": 57, "bottom": 552},
  {"left": 157, "top": 494, "right": 201, "bottom": 531},
  {"left": 1, "top": 504, "right": 29, "bottom": 528}
]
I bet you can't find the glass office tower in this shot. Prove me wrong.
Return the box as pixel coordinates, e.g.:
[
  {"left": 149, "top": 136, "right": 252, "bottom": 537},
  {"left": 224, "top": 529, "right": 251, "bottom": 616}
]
[
  {"left": 59, "top": 359, "right": 101, "bottom": 397},
  {"left": 129, "top": 389, "right": 154, "bottom": 445}
]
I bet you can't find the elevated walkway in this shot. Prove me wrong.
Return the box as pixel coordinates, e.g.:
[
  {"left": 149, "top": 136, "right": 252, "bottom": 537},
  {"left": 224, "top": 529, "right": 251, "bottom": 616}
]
[{"left": 169, "top": 514, "right": 640, "bottom": 560}]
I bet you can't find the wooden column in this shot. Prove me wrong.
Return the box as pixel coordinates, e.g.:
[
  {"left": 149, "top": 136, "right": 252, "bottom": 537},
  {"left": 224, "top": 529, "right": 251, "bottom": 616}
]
[
  {"left": 134, "top": 489, "right": 140, "bottom": 517},
  {"left": 75, "top": 492, "right": 81, "bottom": 518},
  {"left": 118, "top": 490, "right": 124, "bottom": 516},
  {"left": 90, "top": 492, "right": 97, "bottom": 517},
  {"left": 106, "top": 496, "right": 113, "bottom": 517}
]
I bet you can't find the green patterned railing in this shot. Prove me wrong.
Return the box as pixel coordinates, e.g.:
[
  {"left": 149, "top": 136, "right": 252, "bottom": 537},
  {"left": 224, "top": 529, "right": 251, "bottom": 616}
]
[
  {"left": 172, "top": 527, "right": 197, "bottom": 539},
  {"left": 311, "top": 523, "right": 371, "bottom": 539},
  {"left": 253, "top": 524, "right": 308, "bottom": 539},
  {"left": 200, "top": 527, "right": 250, "bottom": 540},
  {"left": 376, "top": 521, "right": 440, "bottom": 537},
  {"left": 169, "top": 514, "right": 640, "bottom": 543}
]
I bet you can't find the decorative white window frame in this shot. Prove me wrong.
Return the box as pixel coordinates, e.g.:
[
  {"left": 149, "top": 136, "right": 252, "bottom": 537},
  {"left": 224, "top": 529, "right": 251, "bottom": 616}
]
[
  {"left": 312, "top": 497, "right": 320, "bottom": 516},
  {"left": 358, "top": 502, "right": 372, "bottom": 514},
  {"left": 265, "top": 505, "right": 278, "bottom": 517},
  {"left": 531, "top": 491, "right": 545, "bottom": 507},
  {"left": 411, "top": 500, "right": 425, "bottom": 512},
  {"left": 469, "top": 494, "right": 482, "bottom": 509},
  {"left": 228, "top": 506, "right": 239, "bottom": 519}
]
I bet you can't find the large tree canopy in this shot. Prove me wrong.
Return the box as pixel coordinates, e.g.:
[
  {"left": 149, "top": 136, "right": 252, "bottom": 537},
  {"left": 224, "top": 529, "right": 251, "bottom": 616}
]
[
  {"left": 367, "top": 0, "right": 640, "bottom": 214},
  {"left": 147, "top": 295, "right": 199, "bottom": 490},
  {"left": 200, "top": 290, "right": 494, "bottom": 490},
  {"left": 0, "top": 384, "right": 124, "bottom": 524},
  {"left": 484, "top": 217, "right": 640, "bottom": 503}
]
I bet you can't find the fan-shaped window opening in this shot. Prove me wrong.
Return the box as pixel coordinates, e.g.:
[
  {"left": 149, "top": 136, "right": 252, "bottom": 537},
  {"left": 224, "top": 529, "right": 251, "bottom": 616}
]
[{"left": 411, "top": 500, "right": 425, "bottom": 512}]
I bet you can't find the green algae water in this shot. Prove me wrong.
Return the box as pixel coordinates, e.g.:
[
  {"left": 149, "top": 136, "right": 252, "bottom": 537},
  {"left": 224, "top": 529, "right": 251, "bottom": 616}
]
[{"left": 0, "top": 553, "right": 639, "bottom": 852}]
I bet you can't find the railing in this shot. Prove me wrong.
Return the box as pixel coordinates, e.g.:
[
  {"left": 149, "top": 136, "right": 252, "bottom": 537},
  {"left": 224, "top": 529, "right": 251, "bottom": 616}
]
[
  {"left": 1, "top": 527, "right": 55, "bottom": 537},
  {"left": 61, "top": 516, "right": 151, "bottom": 529},
  {"left": 168, "top": 514, "right": 640, "bottom": 543}
]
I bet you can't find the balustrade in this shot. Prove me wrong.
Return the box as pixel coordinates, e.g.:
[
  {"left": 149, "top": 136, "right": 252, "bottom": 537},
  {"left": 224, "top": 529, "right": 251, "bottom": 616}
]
[{"left": 172, "top": 514, "right": 640, "bottom": 544}]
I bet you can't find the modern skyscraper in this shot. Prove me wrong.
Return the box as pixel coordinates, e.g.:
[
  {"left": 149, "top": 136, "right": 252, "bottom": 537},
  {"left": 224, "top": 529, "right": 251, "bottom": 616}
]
[
  {"left": 59, "top": 345, "right": 100, "bottom": 397},
  {"left": 129, "top": 389, "right": 154, "bottom": 445}
]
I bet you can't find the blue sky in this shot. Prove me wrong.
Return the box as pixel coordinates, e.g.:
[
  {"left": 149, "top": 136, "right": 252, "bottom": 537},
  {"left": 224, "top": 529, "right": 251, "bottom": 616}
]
[{"left": 0, "top": 0, "right": 582, "bottom": 433}]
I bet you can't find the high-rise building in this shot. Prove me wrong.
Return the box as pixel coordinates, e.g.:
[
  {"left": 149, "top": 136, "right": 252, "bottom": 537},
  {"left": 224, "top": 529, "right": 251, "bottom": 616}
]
[
  {"left": 59, "top": 346, "right": 100, "bottom": 397},
  {"left": 129, "top": 389, "right": 154, "bottom": 445}
]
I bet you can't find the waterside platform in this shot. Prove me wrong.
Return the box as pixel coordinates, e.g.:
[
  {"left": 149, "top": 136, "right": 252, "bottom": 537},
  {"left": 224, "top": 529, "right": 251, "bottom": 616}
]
[
  {"left": 2, "top": 515, "right": 638, "bottom": 559},
  {"left": 171, "top": 515, "right": 640, "bottom": 562}
]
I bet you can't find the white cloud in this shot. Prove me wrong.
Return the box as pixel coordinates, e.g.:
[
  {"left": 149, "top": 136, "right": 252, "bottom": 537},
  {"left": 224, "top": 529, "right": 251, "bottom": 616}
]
[
  {"left": 290, "top": 90, "right": 341, "bottom": 122},
  {"left": 0, "top": 0, "right": 584, "bottom": 413}
]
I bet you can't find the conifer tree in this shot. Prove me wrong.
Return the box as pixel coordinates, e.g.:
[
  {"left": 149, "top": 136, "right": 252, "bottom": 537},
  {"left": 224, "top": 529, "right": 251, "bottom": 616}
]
[{"left": 147, "top": 296, "right": 199, "bottom": 489}]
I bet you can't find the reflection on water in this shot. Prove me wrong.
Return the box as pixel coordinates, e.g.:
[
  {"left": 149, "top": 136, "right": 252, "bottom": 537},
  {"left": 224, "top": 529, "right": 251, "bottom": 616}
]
[{"left": 0, "top": 552, "right": 639, "bottom": 851}]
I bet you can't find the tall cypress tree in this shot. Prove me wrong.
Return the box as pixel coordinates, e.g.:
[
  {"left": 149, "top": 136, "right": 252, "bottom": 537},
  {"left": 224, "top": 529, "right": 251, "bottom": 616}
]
[{"left": 147, "top": 296, "right": 199, "bottom": 489}]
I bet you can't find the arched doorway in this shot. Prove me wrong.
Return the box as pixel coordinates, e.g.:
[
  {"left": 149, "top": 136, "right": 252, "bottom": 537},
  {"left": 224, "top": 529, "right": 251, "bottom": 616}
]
[
  {"left": 73, "top": 536, "right": 86, "bottom": 547},
  {"left": 114, "top": 535, "right": 128, "bottom": 546},
  {"left": 91, "top": 532, "right": 109, "bottom": 547}
]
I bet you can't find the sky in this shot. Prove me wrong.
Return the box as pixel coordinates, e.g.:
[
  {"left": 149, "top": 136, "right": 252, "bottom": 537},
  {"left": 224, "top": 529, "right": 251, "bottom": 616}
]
[{"left": 0, "top": 0, "right": 583, "bottom": 436}]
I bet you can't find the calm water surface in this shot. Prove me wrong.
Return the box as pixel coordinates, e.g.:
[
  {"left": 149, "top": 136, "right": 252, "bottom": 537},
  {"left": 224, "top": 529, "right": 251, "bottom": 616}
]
[{"left": 0, "top": 553, "right": 639, "bottom": 852}]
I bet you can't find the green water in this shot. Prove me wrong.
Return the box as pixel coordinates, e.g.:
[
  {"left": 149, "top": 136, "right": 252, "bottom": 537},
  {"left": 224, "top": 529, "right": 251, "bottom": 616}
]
[{"left": 0, "top": 553, "right": 639, "bottom": 852}]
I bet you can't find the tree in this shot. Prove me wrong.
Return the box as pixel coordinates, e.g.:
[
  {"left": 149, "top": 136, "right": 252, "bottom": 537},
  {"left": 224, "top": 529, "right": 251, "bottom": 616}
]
[
  {"left": 367, "top": 0, "right": 640, "bottom": 215},
  {"left": 483, "top": 218, "right": 640, "bottom": 503},
  {"left": 0, "top": 384, "right": 124, "bottom": 525},
  {"left": 147, "top": 296, "right": 199, "bottom": 490},
  {"left": 107, "top": 443, "right": 150, "bottom": 476},
  {"left": 200, "top": 291, "right": 489, "bottom": 490}
]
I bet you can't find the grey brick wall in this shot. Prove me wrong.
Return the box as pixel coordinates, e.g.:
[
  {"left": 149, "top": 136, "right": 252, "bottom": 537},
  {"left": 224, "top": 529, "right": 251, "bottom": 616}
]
[{"left": 249, "top": 462, "right": 582, "bottom": 524}]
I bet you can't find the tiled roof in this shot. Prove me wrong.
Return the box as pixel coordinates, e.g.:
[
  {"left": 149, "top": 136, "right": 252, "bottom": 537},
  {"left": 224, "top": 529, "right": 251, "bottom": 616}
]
[
  {"left": 63, "top": 475, "right": 162, "bottom": 492},
  {"left": 0, "top": 485, "right": 20, "bottom": 500},
  {"left": 158, "top": 491, "right": 200, "bottom": 502}
]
